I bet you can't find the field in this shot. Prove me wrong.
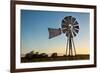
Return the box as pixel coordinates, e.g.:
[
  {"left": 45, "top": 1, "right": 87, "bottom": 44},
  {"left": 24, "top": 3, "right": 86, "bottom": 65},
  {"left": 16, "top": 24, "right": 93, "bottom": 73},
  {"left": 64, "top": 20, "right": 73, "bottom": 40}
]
[{"left": 21, "top": 54, "right": 89, "bottom": 63}]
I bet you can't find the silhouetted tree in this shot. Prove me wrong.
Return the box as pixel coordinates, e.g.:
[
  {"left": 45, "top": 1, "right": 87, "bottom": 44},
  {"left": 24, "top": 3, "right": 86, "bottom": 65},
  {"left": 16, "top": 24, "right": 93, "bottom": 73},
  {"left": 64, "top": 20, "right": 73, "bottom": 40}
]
[
  {"left": 63, "top": 55, "right": 66, "bottom": 57},
  {"left": 30, "top": 51, "right": 34, "bottom": 54},
  {"left": 25, "top": 51, "right": 49, "bottom": 59},
  {"left": 39, "top": 53, "right": 48, "bottom": 58},
  {"left": 51, "top": 53, "right": 58, "bottom": 58},
  {"left": 33, "top": 52, "right": 39, "bottom": 58},
  {"left": 25, "top": 51, "right": 34, "bottom": 59}
]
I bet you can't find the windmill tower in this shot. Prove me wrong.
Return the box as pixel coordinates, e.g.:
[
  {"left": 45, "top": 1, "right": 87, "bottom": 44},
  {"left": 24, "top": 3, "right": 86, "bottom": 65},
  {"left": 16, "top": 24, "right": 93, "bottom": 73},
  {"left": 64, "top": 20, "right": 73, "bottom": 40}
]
[{"left": 48, "top": 16, "right": 79, "bottom": 56}]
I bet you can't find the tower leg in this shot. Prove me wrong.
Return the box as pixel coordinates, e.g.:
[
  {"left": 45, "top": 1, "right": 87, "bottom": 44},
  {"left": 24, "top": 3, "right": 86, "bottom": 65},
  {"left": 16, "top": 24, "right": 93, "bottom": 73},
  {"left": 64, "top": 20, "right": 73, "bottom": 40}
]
[
  {"left": 66, "top": 37, "right": 76, "bottom": 56},
  {"left": 72, "top": 38, "right": 76, "bottom": 56},
  {"left": 66, "top": 38, "right": 69, "bottom": 56},
  {"left": 69, "top": 37, "right": 72, "bottom": 56}
]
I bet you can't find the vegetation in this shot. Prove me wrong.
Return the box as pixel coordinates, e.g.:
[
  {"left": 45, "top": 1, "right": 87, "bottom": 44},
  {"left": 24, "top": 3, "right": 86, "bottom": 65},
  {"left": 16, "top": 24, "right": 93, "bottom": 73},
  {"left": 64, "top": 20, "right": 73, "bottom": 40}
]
[{"left": 21, "top": 51, "right": 89, "bottom": 63}]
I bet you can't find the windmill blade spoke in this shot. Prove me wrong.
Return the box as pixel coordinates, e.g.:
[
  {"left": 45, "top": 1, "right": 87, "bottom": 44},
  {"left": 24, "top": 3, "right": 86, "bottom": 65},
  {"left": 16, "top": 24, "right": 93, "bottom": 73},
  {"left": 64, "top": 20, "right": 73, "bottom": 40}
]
[
  {"left": 73, "top": 24, "right": 79, "bottom": 26},
  {"left": 72, "top": 28, "right": 78, "bottom": 35},
  {"left": 62, "top": 24, "right": 69, "bottom": 28},
  {"left": 64, "top": 16, "right": 72, "bottom": 24},
  {"left": 62, "top": 28, "right": 68, "bottom": 33},
  {"left": 73, "top": 21, "right": 79, "bottom": 25},
  {"left": 68, "top": 16, "right": 72, "bottom": 24},
  {"left": 74, "top": 28, "right": 79, "bottom": 33},
  {"left": 64, "top": 17, "right": 69, "bottom": 22},
  {"left": 70, "top": 30, "right": 74, "bottom": 38},
  {"left": 62, "top": 20, "right": 66, "bottom": 24},
  {"left": 73, "top": 26, "right": 79, "bottom": 29},
  {"left": 71, "top": 28, "right": 76, "bottom": 37},
  {"left": 62, "top": 28, "right": 68, "bottom": 30},
  {"left": 74, "top": 27, "right": 79, "bottom": 31},
  {"left": 72, "top": 17, "right": 76, "bottom": 24},
  {"left": 72, "top": 31, "right": 76, "bottom": 36},
  {"left": 63, "top": 29, "right": 66, "bottom": 33},
  {"left": 63, "top": 19, "right": 69, "bottom": 25},
  {"left": 66, "top": 31, "right": 69, "bottom": 37}
]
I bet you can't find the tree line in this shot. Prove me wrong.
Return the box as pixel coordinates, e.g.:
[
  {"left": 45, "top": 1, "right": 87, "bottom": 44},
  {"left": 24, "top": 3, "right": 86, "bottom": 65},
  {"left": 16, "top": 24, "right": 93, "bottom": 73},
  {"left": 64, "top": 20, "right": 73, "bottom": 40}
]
[{"left": 24, "top": 51, "right": 58, "bottom": 59}]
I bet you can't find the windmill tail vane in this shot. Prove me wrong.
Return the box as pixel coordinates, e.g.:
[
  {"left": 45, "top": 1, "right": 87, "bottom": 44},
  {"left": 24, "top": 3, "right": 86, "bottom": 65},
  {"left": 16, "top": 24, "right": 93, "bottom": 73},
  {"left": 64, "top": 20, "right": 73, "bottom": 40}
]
[
  {"left": 48, "top": 28, "right": 62, "bottom": 39},
  {"left": 48, "top": 16, "right": 79, "bottom": 56}
]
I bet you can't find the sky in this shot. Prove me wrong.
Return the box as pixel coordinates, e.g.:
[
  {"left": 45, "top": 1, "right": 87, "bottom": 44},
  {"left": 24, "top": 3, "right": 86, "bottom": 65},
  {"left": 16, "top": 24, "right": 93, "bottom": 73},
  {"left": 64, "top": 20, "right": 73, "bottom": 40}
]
[{"left": 21, "top": 9, "right": 90, "bottom": 56}]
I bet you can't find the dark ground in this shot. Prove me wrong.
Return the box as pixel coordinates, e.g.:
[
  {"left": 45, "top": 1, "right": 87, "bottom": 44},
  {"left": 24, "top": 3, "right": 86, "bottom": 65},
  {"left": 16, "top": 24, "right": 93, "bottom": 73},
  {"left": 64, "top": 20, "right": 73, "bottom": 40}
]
[{"left": 21, "top": 54, "right": 89, "bottom": 63}]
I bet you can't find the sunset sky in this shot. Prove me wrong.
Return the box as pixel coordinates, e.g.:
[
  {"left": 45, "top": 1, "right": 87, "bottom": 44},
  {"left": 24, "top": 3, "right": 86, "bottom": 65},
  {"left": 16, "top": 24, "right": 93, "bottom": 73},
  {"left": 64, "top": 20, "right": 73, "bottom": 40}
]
[{"left": 21, "top": 10, "right": 90, "bottom": 56}]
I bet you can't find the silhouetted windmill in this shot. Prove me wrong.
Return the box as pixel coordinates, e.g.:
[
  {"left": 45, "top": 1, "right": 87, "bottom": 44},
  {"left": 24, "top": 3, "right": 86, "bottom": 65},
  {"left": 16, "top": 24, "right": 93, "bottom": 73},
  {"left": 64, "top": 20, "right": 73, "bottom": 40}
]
[{"left": 48, "top": 16, "right": 79, "bottom": 56}]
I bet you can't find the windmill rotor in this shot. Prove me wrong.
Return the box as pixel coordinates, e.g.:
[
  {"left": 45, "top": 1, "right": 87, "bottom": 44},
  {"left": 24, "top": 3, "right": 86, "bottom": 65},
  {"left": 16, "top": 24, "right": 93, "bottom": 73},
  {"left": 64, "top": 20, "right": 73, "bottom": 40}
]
[
  {"left": 61, "top": 16, "right": 79, "bottom": 38},
  {"left": 48, "top": 16, "right": 79, "bottom": 56}
]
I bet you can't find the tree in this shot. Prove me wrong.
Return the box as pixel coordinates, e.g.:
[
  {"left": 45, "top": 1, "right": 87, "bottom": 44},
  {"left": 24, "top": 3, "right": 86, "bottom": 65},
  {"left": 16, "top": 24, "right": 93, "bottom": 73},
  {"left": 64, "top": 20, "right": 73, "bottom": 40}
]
[
  {"left": 30, "top": 51, "right": 34, "bottom": 54},
  {"left": 39, "top": 53, "right": 48, "bottom": 58},
  {"left": 33, "top": 52, "right": 39, "bottom": 58},
  {"left": 51, "top": 53, "right": 58, "bottom": 58},
  {"left": 25, "top": 51, "right": 34, "bottom": 59}
]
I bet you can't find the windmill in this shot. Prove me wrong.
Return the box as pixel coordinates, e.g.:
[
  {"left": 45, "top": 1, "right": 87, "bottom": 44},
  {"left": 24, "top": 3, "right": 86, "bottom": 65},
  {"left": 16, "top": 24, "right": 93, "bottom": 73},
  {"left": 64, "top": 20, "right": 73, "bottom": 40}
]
[{"left": 48, "top": 16, "right": 79, "bottom": 56}]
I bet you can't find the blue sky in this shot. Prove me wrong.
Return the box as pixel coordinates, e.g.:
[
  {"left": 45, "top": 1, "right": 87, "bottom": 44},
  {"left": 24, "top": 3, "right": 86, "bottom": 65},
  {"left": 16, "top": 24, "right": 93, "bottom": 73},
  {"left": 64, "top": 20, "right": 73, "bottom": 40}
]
[{"left": 21, "top": 9, "right": 90, "bottom": 55}]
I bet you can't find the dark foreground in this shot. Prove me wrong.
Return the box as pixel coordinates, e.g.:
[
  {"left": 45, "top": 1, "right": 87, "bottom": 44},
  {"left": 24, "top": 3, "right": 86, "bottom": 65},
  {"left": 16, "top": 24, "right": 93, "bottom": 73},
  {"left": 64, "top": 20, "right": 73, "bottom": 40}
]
[{"left": 21, "top": 54, "right": 89, "bottom": 63}]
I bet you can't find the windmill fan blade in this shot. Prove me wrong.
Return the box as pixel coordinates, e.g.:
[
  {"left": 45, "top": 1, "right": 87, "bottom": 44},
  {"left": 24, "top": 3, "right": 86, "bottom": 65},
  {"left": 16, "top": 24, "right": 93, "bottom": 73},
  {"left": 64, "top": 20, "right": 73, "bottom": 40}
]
[
  {"left": 72, "top": 31, "right": 76, "bottom": 36},
  {"left": 62, "top": 24, "right": 67, "bottom": 28},
  {"left": 74, "top": 25, "right": 79, "bottom": 29},
  {"left": 62, "top": 19, "right": 69, "bottom": 26},
  {"left": 61, "top": 24, "right": 69, "bottom": 30},
  {"left": 72, "top": 17, "right": 76, "bottom": 23},
  {"left": 66, "top": 31, "right": 69, "bottom": 37},
  {"left": 74, "top": 21, "right": 78, "bottom": 25},
  {"left": 68, "top": 16, "right": 72, "bottom": 24},
  {"left": 74, "top": 29, "right": 79, "bottom": 33},
  {"left": 62, "top": 28, "right": 68, "bottom": 33},
  {"left": 64, "top": 16, "right": 72, "bottom": 24},
  {"left": 48, "top": 28, "right": 61, "bottom": 39}
]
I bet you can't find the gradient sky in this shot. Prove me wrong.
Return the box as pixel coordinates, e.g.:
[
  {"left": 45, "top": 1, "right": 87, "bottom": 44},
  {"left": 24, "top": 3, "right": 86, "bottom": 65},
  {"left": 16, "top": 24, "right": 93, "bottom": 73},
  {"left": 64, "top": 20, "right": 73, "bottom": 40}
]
[{"left": 21, "top": 9, "right": 90, "bottom": 55}]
